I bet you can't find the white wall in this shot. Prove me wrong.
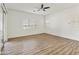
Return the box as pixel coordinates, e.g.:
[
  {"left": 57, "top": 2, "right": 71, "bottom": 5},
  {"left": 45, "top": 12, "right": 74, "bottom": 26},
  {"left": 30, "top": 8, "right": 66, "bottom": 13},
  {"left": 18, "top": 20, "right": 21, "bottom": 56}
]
[
  {"left": 4, "top": 13, "right": 8, "bottom": 42},
  {"left": 7, "top": 6, "right": 79, "bottom": 41},
  {"left": 46, "top": 6, "right": 79, "bottom": 41},
  {"left": 7, "top": 9, "right": 44, "bottom": 38}
]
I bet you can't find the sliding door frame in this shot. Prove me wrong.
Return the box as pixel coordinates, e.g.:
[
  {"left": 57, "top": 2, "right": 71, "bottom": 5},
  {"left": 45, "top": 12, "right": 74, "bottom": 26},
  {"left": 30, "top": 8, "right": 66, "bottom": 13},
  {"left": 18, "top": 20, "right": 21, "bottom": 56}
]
[{"left": 1, "top": 3, "right": 7, "bottom": 55}]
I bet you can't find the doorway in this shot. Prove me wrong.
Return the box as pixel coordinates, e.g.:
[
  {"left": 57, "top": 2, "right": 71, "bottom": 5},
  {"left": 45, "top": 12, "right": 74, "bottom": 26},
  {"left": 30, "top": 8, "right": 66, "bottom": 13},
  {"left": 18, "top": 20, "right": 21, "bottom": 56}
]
[{"left": 0, "top": 3, "right": 7, "bottom": 55}]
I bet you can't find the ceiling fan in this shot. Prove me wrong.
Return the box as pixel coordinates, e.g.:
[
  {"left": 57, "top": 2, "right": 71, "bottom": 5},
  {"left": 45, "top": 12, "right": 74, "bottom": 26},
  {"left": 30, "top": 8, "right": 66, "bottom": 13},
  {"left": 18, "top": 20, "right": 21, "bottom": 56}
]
[
  {"left": 33, "top": 4, "right": 50, "bottom": 12},
  {"left": 38, "top": 4, "right": 50, "bottom": 11}
]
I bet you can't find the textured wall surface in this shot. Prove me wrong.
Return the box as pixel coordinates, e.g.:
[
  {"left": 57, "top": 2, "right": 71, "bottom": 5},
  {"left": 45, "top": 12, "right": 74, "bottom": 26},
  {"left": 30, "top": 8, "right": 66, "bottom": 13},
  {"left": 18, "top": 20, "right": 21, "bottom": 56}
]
[
  {"left": 46, "top": 6, "right": 79, "bottom": 41},
  {"left": 7, "top": 9, "right": 44, "bottom": 38}
]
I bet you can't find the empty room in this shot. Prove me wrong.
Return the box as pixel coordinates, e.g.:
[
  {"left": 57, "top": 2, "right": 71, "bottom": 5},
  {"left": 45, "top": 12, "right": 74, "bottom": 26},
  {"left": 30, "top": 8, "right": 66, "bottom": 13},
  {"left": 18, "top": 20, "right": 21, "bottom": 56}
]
[{"left": 0, "top": 3, "right": 79, "bottom": 55}]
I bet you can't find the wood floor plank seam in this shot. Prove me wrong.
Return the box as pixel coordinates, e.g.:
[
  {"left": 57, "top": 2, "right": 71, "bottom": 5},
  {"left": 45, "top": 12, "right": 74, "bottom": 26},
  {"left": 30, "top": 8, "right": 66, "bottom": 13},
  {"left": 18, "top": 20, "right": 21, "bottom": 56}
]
[
  {"left": 48, "top": 42, "right": 74, "bottom": 55},
  {"left": 2, "top": 33, "right": 79, "bottom": 55},
  {"left": 34, "top": 41, "right": 71, "bottom": 55}
]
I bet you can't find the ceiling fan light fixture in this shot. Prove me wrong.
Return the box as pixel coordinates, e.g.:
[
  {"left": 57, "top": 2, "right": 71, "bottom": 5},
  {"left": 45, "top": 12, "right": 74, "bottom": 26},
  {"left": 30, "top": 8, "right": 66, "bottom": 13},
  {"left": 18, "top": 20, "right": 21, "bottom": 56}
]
[{"left": 32, "top": 4, "right": 50, "bottom": 15}]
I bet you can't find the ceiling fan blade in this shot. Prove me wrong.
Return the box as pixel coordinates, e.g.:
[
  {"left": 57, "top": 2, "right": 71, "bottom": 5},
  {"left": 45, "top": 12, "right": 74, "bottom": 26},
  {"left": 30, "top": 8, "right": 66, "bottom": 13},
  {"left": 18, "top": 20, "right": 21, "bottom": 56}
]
[
  {"left": 43, "top": 9, "right": 46, "bottom": 11},
  {"left": 44, "top": 7, "right": 50, "bottom": 9},
  {"left": 41, "top": 4, "right": 44, "bottom": 9}
]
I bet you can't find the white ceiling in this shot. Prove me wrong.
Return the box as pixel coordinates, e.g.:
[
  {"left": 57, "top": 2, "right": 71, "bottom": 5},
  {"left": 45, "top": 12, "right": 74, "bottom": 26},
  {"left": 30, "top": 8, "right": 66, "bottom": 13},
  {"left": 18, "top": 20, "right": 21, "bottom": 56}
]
[{"left": 5, "top": 3, "right": 79, "bottom": 15}]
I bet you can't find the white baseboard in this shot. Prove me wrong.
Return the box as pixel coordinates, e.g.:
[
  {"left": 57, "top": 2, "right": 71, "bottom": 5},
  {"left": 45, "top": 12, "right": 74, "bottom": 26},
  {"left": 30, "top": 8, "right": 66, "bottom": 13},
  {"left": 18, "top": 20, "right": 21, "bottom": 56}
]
[
  {"left": 8, "top": 32, "right": 44, "bottom": 39},
  {"left": 46, "top": 32, "right": 79, "bottom": 41}
]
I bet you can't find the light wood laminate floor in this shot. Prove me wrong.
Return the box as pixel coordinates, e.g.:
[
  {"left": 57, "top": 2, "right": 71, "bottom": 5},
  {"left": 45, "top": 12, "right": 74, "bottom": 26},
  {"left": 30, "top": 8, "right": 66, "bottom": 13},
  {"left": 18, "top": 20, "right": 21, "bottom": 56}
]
[{"left": 2, "top": 33, "right": 79, "bottom": 55}]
